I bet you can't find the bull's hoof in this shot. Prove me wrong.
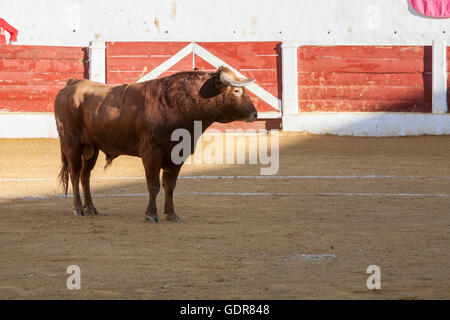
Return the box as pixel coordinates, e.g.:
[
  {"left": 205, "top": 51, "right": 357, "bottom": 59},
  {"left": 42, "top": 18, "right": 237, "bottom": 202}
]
[
  {"left": 73, "top": 208, "right": 85, "bottom": 216},
  {"left": 84, "top": 206, "right": 99, "bottom": 216},
  {"left": 145, "top": 215, "right": 160, "bottom": 223},
  {"left": 165, "top": 213, "right": 181, "bottom": 222}
]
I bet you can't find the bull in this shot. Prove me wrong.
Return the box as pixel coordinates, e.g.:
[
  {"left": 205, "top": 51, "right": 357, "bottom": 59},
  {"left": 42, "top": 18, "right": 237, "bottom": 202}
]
[{"left": 54, "top": 66, "right": 257, "bottom": 222}]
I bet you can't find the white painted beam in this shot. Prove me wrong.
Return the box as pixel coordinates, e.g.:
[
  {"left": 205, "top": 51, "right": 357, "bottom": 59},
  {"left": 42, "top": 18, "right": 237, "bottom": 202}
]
[
  {"left": 281, "top": 41, "right": 299, "bottom": 115},
  {"left": 432, "top": 40, "right": 448, "bottom": 113},
  {"left": 282, "top": 113, "right": 450, "bottom": 136},
  {"left": 89, "top": 40, "right": 106, "bottom": 83}
]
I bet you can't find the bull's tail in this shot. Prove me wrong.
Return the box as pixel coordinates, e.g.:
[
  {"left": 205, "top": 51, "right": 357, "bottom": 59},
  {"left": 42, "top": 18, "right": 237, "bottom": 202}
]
[{"left": 58, "top": 151, "right": 69, "bottom": 195}]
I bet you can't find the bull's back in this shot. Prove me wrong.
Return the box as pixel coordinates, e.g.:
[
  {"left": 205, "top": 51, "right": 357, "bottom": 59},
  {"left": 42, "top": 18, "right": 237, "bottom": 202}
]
[{"left": 55, "top": 79, "right": 144, "bottom": 156}]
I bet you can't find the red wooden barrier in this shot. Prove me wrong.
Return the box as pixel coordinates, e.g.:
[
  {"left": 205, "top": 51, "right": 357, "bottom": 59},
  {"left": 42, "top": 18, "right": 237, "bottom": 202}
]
[
  {"left": 298, "top": 46, "right": 432, "bottom": 112},
  {"left": 0, "top": 45, "right": 88, "bottom": 112}
]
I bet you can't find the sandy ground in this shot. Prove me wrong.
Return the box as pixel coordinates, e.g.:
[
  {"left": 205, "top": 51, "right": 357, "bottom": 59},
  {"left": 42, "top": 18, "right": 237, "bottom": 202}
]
[{"left": 0, "top": 134, "right": 449, "bottom": 299}]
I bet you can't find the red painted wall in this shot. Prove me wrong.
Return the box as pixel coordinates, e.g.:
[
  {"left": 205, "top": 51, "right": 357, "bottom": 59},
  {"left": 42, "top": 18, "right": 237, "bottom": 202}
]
[
  {"left": 298, "top": 46, "right": 432, "bottom": 112},
  {"left": 0, "top": 45, "right": 88, "bottom": 112},
  {"left": 1, "top": 43, "right": 445, "bottom": 116}
]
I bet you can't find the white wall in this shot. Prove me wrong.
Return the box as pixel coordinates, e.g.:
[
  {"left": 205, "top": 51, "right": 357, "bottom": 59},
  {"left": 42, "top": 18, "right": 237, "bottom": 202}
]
[{"left": 1, "top": 0, "right": 448, "bottom": 46}]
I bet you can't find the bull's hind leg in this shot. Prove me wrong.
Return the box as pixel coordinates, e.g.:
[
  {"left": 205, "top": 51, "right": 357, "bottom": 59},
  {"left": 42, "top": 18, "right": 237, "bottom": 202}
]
[
  {"left": 81, "top": 145, "right": 100, "bottom": 215},
  {"left": 141, "top": 145, "right": 162, "bottom": 223},
  {"left": 65, "top": 146, "right": 84, "bottom": 216},
  {"left": 162, "top": 164, "right": 182, "bottom": 222}
]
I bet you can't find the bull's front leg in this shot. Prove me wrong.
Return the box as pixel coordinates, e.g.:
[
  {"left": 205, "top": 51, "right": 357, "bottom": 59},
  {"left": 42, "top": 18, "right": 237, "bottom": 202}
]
[
  {"left": 162, "top": 164, "right": 182, "bottom": 222},
  {"left": 141, "top": 146, "right": 162, "bottom": 223}
]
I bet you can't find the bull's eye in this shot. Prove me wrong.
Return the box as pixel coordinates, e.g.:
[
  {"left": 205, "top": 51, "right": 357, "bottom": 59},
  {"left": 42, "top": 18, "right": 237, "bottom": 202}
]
[{"left": 233, "top": 88, "right": 243, "bottom": 96}]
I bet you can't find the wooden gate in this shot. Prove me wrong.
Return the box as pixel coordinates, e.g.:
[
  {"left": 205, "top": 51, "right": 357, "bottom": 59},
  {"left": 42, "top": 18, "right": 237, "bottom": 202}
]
[{"left": 105, "top": 41, "right": 282, "bottom": 128}]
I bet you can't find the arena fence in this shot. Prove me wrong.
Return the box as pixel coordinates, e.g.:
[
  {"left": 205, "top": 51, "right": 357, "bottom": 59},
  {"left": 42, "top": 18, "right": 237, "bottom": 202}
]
[{"left": 0, "top": 40, "right": 448, "bottom": 137}]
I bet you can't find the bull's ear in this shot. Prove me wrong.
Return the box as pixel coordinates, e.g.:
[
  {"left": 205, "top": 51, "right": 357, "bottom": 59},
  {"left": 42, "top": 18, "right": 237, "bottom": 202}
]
[{"left": 220, "top": 72, "right": 255, "bottom": 87}]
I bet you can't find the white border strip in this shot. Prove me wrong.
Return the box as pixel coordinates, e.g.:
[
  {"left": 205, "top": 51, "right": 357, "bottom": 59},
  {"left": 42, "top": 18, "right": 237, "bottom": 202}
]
[
  {"left": 311, "top": 192, "right": 450, "bottom": 197},
  {"left": 2, "top": 112, "right": 450, "bottom": 138},
  {"left": 2, "top": 174, "right": 449, "bottom": 182},
  {"left": 282, "top": 112, "right": 450, "bottom": 135},
  {"left": 2, "top": 191, "right": 448, "bottom": 201},
  {"left": 0, "top": 191, "right": 292, "bottom": 200}
]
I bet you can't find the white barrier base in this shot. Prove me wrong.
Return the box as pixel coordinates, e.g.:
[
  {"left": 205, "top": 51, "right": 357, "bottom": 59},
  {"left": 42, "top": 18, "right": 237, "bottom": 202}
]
[
  {"left": 1, "top": 112, "right": 450, "bottom": 138},
  {"left": 0, "top": 113, "right": 58, "bottom": 138},
  {"left": 282, "top": 112, "right": 450, "bottom": 136}
]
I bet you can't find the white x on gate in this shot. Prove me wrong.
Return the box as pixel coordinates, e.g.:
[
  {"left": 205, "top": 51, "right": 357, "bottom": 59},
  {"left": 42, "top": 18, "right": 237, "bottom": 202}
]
[{"left": 136, "top": 42, "right": 281, "bottom": 118}]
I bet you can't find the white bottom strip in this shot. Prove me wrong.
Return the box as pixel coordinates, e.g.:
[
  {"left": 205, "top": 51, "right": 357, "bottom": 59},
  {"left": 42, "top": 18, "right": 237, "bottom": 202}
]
[
  {"left": 311, "top": 192, "right": 450, "bottom": 197},
  {"left": 1, "top": 175, "right": 449, "bottom": 182},
  {"left": 1, "top": 191, "right": 449, "bottom": 201},
  {"left": 0, "top": 191, "right": 292, "bottom": 200}
]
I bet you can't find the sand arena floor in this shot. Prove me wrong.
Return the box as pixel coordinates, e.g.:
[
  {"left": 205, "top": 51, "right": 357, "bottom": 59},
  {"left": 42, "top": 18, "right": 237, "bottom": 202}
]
[{"left": 0, "top": 134, "right": 449, "bottom": 299}]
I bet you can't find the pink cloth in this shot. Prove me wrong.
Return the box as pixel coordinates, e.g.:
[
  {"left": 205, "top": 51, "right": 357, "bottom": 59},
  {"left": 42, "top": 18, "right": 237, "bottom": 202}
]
[{"left": 409, "top": 0, "right": 450, "bottom": 17}]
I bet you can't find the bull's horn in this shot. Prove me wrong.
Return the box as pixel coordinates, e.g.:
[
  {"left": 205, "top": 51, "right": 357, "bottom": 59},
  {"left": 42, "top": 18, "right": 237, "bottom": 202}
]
[{"left": 220, "top": 73, "right": 255, "bottom": 87}]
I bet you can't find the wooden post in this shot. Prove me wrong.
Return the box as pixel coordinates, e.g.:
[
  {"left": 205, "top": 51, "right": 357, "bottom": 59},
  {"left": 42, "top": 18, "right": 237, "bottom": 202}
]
[
  {"left": 89, "top": 40, "right": 106, "bottom": 83},
  {"left": 432, "top": 40, "right": 448, "bottom": 113},
  {"left": 281, "top": 41, "right": 299, "bottom": 115}
]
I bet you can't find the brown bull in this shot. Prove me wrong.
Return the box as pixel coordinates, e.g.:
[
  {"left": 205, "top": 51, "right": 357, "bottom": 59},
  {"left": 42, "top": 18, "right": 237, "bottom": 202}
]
[{"left": 54, "top": 66, "right": 257, "bottom": 222}]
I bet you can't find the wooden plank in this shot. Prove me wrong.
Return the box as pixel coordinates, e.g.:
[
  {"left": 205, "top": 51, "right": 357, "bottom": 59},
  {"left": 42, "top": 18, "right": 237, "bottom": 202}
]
[
  {"left": 0, "top": 72, "right": 86, "bottom": 86},
  {"left": 298, "top": 58, "right": 431, "bottom": 73},
  {"left": 0, "top": 58, "right": 85, "bottom": 73},
  {"left": 298, "top": 72, "right": 431, "bottom": 87},
  {"left": 106, "top": 42, "right": 190, "bottom": 56},
  {"left": 107, "top": 71, "right": 154, "bottom": 84},
  {"left": 230, "top": 69, "right": 279, "bottom": 83},
  {"left": 107, "top": 54, "right": 193, "bottom": 72},
  {"left": 106, "top": 56, "right": 174, "bottom": 71},
  {"left": 0, "top": 45, "right": 87, "bottom": 60},
  {"left": 196, "top": 42, "right": 280, "bottom": 70},
  {"left": 0, "top": 85, "right": 62, "bottom": 101},
  {"left": 198, "top": 41, "right": 280, "bottom": 55},
  {"left": 195, "top": 56, "right": 279, "bottom": 81},
  {"left": 298, "top": 46, "right": 430, "bottom": 60},
  {"left": 106, "top": 54, "right": 194, "bottom": 83},
  {"left": 298, "top": 85, "right": 430, "bottom": 101},
  {"left": 298, "top": 99, "right": 431, "bottom": 112},
  {"left": 0, "top": 100, "right": 55, "bottom": 112}
]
